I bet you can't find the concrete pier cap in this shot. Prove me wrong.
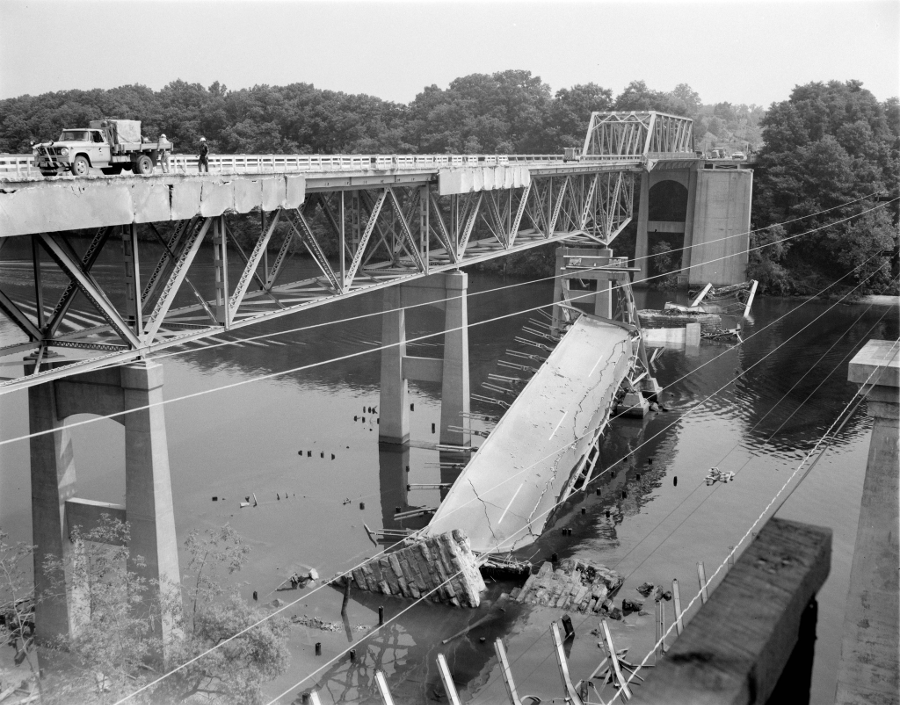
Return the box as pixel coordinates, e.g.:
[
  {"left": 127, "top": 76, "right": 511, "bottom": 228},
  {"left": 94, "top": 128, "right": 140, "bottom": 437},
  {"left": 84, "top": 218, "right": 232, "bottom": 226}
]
[{"left": 835, "top": 338, "right": 899, "bottom": 705}]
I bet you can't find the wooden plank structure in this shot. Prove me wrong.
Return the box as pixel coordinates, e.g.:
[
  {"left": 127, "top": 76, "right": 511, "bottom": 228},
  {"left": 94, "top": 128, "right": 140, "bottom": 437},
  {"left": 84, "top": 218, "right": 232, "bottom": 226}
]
[{"left": 629, "top": 517, "right": 831, "bottom": 705}]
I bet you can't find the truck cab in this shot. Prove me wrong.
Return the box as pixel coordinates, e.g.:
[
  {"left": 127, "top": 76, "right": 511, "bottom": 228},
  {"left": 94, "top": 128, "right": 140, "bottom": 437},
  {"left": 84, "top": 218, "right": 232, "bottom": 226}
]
[{"left": 33, "top": 128, "right": 112, "bottom": 176}]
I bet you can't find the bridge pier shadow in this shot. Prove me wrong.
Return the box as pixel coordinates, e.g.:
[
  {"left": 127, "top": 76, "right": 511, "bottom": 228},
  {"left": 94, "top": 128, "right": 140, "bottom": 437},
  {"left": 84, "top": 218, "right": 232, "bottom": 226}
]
[{"left": 26, "top": 358, "right": 181, "bottom": 648}]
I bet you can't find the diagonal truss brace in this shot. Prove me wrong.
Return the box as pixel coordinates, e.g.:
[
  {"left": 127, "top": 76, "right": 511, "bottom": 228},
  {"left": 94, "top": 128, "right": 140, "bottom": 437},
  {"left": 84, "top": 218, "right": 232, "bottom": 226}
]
[
  {"left": 288, "top": 209, "right": 341, "bottom": 292},
  {"left": 46, "top": 226, "right": 111, "bottom": 337},
  {"left": 428, "top": 193, "right": 457, "bottom": 264},
  {"left": 345, "top": 189, "right": 387, "bottom": 288},
  {"left": 508, "top": 181, "right": 532, "bottom": 248},
  {"left": 0, "top": 289, "right": 42, "bottom": 340},
  {"left": 144, "top": 217, "right": 213, "bottom": 341},
  {"left": 387, "top": 188, "right": 426, "bottom": 271},
  {"left": 37, "top": 234, "right": 142, "bottom": 348},
  {"left": 228, "top": 209, "right": 283, "bottom": 324}
]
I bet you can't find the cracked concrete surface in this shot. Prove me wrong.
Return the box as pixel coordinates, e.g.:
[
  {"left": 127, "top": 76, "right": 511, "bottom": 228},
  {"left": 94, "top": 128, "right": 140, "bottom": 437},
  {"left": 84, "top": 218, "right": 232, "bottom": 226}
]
[{"left": 425, "top": 315, "right": 633, "bottom": 554}]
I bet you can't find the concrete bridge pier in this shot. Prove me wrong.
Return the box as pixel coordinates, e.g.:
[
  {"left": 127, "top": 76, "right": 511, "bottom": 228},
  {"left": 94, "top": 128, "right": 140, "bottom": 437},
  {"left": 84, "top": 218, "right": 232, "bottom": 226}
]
[
  {"left": 550, "top": 245, "right": 617, "bottom": 336},
  {"left": 27, "top": 359, "right": 181, "bottom": 647},
  {"left": 635, "top": 165, "right": 752, "bottom": 287},
  {"left": 835, "top": 340, "right": 899, "bottom": 705},
  {"left": 379, "top": 271, "right": 470, "bottom": 447}
]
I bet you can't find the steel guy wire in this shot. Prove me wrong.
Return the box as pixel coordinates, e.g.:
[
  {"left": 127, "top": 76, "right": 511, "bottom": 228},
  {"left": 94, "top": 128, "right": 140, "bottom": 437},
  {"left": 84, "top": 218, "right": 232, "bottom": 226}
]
[
  {"left": 10, "top": 236, "right": 894, "bottom": 698},
  {"left": 467, "top": 262, "right": 894, "bottom": 702},
  {"left": 1, "top": 193, "right": 891, "bottom": 387},
  {"left": 118, "top": 278, "right": 887, "bottom": 705},
  {"left": 2, "top": 193, "right": 893, "bottom": 437},
  {"left": 606, "top": 341, "right": 899, "bottom": 705},
  {"left": 123, "top": 253, "right": 890, "bottom": 704},
  {"left": 146, "top": 194, "right": 898, "bottom": 361},
  {"left": 10, "top": 216, "right": 893, "bottom": 700}
]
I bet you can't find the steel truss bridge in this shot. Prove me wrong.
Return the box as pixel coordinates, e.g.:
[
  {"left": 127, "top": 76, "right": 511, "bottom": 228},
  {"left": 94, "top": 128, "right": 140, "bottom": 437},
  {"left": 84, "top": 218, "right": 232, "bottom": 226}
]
[{"left": 0, "top": 111, "right": 697, "bottom": 392}]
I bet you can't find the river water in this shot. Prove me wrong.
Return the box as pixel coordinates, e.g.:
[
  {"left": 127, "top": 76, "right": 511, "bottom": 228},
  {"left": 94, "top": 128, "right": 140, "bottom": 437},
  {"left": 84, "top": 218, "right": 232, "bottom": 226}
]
[{"left": 0, "top": 240, "right": 897, "bottom": 703}]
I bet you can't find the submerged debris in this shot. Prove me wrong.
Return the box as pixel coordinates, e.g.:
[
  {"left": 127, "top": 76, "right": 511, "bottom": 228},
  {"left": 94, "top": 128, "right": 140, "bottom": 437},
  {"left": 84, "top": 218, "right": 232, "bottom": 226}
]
[
  {"left": 513, "top": 558, "right": 623, "bottom": 612},
  {"left": 706, "top": 467, "right": 736, "bottom": 485}
]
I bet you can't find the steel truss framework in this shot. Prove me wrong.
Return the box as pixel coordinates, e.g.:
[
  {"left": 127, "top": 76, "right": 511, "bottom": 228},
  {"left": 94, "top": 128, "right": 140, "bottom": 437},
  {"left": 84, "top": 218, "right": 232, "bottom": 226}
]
[
  {"left": 582, "top": 111, "right": 695, "bottom": 158},
  {"left": 0, "top": 168, "right": 640, "bottom": 392}
]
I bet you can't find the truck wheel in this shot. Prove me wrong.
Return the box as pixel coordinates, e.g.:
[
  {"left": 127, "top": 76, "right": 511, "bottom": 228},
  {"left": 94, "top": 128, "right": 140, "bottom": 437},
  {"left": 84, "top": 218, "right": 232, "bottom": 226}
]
[
  {"left": 71, "top": 155, "right": 90, "bottom": 176},
  {"left": 133, "top": 155, "right": 153, "bottom": 175},
  {"left": 101, "top": 166, "right": 123, "bottom": 175}
]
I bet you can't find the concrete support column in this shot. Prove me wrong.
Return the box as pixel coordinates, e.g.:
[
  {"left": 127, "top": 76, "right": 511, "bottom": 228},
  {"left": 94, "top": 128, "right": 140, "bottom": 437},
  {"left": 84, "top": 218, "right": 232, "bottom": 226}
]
[
  {"left": 835, "top": 340, "right": 899, "bottom": 705},
  {"left": 440, "top": 271, "right": 469, "bottom": 446},
  {"left": 550, "top": 247, "right": 567, "bottom": 336},
  {"left": 635, "top": 171, "right": 650, "bottom": 285},
  {"left": 121, "top": 361, "right": 182, "bottom": 645},
  {"left": 678, "top": 166, "right": 699, "bottom": 286},
  {"left": 594, "top": 248, "right": 613, "bottom": 319},
  {"left": 379, "top": 286, "right": 409, "bottom": 446},
  {"left": 27, "top": 366, "right": 77, "bottom": 643}
]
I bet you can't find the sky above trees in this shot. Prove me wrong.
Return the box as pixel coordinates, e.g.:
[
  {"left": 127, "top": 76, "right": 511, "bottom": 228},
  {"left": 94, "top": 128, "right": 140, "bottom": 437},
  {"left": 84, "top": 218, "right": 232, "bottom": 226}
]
[{"left": 1, "top": 1, "right": 897, "bottom": 108}]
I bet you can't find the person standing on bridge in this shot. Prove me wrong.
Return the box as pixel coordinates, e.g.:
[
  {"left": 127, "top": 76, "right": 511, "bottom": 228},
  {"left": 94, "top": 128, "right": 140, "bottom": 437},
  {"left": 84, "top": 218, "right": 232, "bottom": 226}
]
[
  {"left": 198, "top": 137, "right": 209, "bottom": 173},
  {"left": 158, "top": 134, "right": 170, "bottom": 173}
]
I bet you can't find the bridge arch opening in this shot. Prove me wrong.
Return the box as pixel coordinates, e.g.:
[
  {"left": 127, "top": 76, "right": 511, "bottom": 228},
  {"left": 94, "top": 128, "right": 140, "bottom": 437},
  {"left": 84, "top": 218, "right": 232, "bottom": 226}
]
[{"left": 648, "top": 180, "right": 689, "bottom": 222}]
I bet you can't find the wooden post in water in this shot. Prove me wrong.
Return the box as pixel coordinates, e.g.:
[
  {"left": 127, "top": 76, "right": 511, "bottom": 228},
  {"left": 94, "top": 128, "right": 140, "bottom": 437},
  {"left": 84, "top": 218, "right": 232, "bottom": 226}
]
[
  {"left": 672, "top": 579, "right": 684, "bottom": 636},
  {"left": 375, "top": 670, "right": 396, "bottom": 705},
  {"left": 436, "top": 654, "right": 462, "bottom": 705},
  {"left": 628, "top": 518, "right": 831, "bottom": 705},
  {"left": 697, "top": 562, "right": 709, "bottom": 605},
  {"left": 494, "top": 638, "right": 523, "bottom": 705},
  {"left": 836, "top": 340, "right": 899, "bottom": 705}
]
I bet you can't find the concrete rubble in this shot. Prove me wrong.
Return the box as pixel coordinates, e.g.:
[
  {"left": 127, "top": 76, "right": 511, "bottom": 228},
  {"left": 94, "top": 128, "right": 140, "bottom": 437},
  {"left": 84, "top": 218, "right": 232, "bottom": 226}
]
[
  {"left": 512, "top": 558, "right": 624, "bottom": 612},
  {"left": 347, "top": 530, "right": 486, "bottom": 608}
]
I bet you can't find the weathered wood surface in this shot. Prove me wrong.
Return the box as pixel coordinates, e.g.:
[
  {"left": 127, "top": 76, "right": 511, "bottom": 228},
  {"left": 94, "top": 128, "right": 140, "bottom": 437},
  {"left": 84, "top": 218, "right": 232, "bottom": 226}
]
[{"left": 630, "top": 517, "right": 831, "bottom": 705}]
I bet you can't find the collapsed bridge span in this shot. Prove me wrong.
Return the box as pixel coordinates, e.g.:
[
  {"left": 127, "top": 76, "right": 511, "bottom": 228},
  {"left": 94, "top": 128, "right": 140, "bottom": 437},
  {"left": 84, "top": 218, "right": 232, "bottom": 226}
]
[{"left": 424, "top": 314, "right": 635, "bottom": 555}]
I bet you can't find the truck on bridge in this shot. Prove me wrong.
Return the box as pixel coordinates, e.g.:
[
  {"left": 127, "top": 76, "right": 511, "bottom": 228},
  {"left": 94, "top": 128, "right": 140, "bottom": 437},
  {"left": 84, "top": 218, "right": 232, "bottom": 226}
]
[{"left": 32, "top": 119, "right": 171, "bottom": 177}]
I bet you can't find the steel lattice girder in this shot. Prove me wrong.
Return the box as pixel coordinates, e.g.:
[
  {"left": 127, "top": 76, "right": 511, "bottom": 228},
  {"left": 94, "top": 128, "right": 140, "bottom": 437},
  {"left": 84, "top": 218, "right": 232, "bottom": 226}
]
[
  {"left": 0, "top": 169, "right": 637, "bottom": 392},
  {"left": 583, "top": 111, "right": 694, "bottom": 157}
]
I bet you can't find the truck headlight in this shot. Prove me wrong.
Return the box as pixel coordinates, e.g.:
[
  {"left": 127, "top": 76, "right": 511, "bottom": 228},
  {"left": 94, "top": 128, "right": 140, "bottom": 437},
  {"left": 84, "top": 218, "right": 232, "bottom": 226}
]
[{"left": 59, "top": 147, "right": 69, "bottom": 156}]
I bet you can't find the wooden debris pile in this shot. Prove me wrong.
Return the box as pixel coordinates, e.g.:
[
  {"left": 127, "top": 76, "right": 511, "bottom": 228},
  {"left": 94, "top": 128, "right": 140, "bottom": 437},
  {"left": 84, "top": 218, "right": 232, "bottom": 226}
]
[
  {"left": 512, "top": 558, "right": 624, "bottom": 612},
  {"left": 348, "top": 529, "right": 486, "bottom": 608}
]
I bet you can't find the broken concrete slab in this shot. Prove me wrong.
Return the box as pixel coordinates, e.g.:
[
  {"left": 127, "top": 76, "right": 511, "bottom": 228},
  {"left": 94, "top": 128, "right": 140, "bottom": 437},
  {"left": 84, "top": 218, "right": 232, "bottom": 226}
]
[
  {"left": 424, "top": 314, "right": 633, "bottom": 554},
  {"left": 347, "top": 529, "right": 485, "bottom": 608},
  {"left": 513, "top": 558, "right": 624, "bottom": 612}
]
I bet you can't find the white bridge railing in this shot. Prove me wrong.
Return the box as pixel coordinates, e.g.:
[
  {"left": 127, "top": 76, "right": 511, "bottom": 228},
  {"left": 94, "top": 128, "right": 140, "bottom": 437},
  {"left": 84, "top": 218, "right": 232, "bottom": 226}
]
[{"left": 0, "top": 151, "right": 644, "bottom": 179}]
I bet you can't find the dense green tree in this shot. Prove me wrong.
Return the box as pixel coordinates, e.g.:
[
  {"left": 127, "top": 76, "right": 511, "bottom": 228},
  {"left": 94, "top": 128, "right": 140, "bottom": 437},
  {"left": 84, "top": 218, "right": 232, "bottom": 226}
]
[
  {"left": 38, "top": 518, "right": 288, "bottom": 704},
  {"left": 752, "top": 80, "right": 899, "bottom": 294}
]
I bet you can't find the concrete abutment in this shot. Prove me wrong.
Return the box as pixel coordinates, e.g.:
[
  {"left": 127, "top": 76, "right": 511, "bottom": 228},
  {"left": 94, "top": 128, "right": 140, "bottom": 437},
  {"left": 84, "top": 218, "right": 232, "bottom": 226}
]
[{"left": 636, "top": 166, "right": 752, "bottom": 287}]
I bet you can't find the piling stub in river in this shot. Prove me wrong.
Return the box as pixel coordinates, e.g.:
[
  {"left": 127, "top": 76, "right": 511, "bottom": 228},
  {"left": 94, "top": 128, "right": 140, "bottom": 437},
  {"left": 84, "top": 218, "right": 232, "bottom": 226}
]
[{"left": 346, "top": 530, "right": 486, "bottom": 607}]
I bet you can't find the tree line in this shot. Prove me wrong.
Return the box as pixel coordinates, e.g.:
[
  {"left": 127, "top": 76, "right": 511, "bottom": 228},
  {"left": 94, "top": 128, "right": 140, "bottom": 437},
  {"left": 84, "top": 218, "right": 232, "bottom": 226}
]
[
  {"left": 0, "top": 72, "right": 896, "bottom": 294},
  {"left": 0, "top": 73, "right": 761, "bottom": 156}
]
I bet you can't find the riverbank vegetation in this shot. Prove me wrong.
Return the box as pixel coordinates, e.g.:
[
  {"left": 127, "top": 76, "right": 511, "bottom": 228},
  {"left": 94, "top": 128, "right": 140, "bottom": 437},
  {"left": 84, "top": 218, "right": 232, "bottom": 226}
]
[{"left": 1, "top": 73, "right": 896, "bottom": 294}]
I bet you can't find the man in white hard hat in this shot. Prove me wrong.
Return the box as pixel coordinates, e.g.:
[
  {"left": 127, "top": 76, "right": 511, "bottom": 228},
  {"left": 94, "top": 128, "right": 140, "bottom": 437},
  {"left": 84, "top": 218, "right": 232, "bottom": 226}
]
[
  {"left": 158, "top": 133, "right": 170, "bottom": 173},
  {"left": 198, "top": 137, "right": 209, "bottom": 173}
]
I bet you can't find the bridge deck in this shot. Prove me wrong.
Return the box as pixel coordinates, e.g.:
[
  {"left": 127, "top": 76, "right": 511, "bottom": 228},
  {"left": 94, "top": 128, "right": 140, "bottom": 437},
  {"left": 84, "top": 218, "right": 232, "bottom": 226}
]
[{"left": 425, "top": 314, "right": 633, "bottom": 554}]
